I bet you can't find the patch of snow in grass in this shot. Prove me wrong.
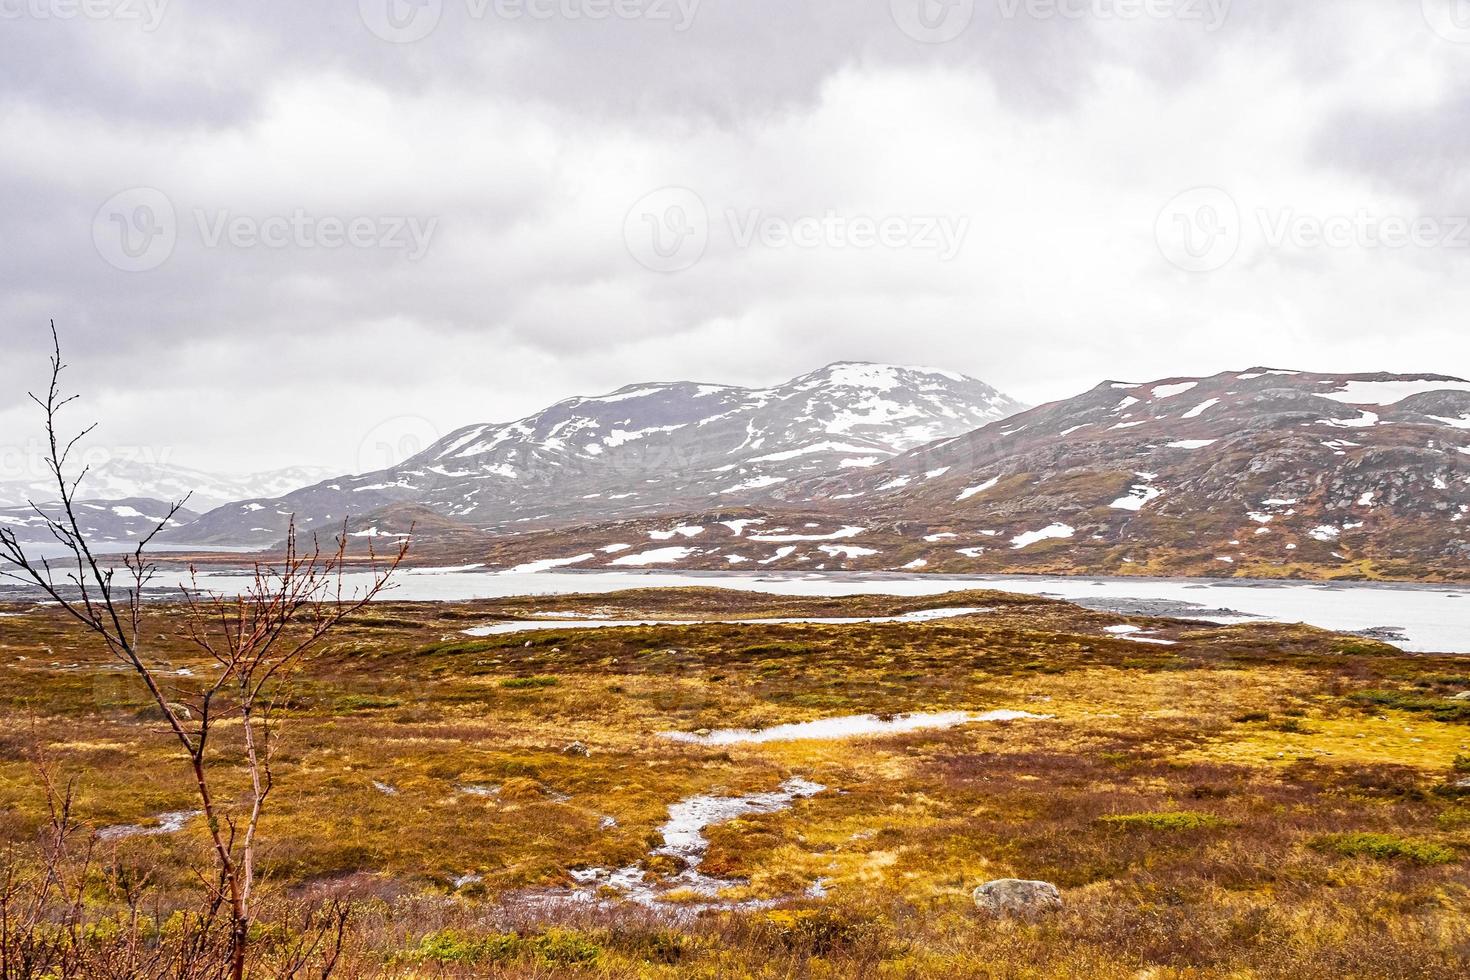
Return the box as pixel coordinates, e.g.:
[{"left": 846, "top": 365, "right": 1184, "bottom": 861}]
[
  {"left": 1165, "top": 439, "right": 1216, "bottom": 449},
  {"left": 502, "top": 554, "right": 595, "bottom": 574},
  {"left": 650, "top": 526, "right": 705, "bottom": 540},
  {"left": 609, "top": 547, "right": 696, "bottom": 567},
  {"left": 1152, "top": 382, "right": 1199, "bottom": 399},
  {"left": 662, "top": 710, "right": 1048, "bottom": 746},
  {"left": 1010, "top": 524, "right": 1075, "bottom": 549},
  {"left": 749, "top": 526, "right": 865, "bottom": 543},
  {"left": 1320, "top": 380, "right": 1470, "bottom": 405},
  {"left": 720, "top": 476, "right": 787, "bottom": 494},
  {"left": 1182, "top": 398, "right": 1220, "bottom": 419},
  {"left": 819, "top": 545, "right": 878, "bottom": 558},
  {"left": 1111, "top": 484, "right": 1163, "bottom": 511},
  {"left": 957, "top": 477, "right": 999, "bottom": 501}
]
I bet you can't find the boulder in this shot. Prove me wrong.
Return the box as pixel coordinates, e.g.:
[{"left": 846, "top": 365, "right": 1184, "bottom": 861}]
[
  {"left": 972, "top": 878, "right": 1063, "bottom": 918},
  {"left": 563, "top": 741, "right": 590, "bottom": 757}
]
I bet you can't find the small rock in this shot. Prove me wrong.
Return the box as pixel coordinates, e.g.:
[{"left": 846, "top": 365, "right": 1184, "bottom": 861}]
[
  {"left": 972, "top": 879, "right": 1063, "bottom": 918},
  {"left": 563, "top": 741, "right": 590, "bottom": 757},
  {"left": 1452, "top": 692, "right": 1470, "bottom": 701}
]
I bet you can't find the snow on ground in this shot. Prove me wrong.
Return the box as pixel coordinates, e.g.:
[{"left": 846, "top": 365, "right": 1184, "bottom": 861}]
[
  {"left": 748, "top": 526, "right": 865, "bottom": 543},
  {"left": 1010, "top": 524, "right": 1075, "bottom": 549},
  {"left": 661, "top": 709, "right": 1048, "bottom": 746},
  {"left": 1182, "top": 398, "right": 1221, "bottom": 419},
  {"left": 1319, "top": 411, "right": 1379, "bottom": 428},
  {"left": 609, "top": 547, "right": 697, "bottom": 566},
  {"left": 1319, "top": 379, "right": 1470, "bottom": 405},
  {"left": 719, "top": 476, "right": 787, "bottom": 494},
  {"left": 651, "top": 526, "right": 705, "bottom": 540},
  {"left": 1152, "top": 382, "right": 1199, "bottom": 399},
  {"left": 720, "top": 519, "right": 764, "bottom": 536},
  {"left": 1429, "top": 414, "right": 1470, "bottom": 429},
  {"left": 1111, "top": 481, "right": 1163, "bottom": 511},
  {"left": 818, "top": 544, "right": 878, "bottom": 558},
  {"left": 600, "top": 543, "right": 632, "bottom": 553},
  {"left": 1165, "top": 439, "right": 1216, "bottom": 449},
  {"left": 503, "top": 554, "right": 596, "bottom": 574},
  {"left": 923, "top": 532, "right": 957, "bottom": 542},
  {"left": 957, "top": 477, "right": 999, "bottom": 501}
]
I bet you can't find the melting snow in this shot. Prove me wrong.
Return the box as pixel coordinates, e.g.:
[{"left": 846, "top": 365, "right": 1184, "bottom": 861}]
[
  {"left": 717, "top": 520, "right": 764, "bottom": 537},
  {"left": 650, "top": 526, "right": 705, "bottom": 540},
  {"left": 1319, "top": 411, "right": 1379, "bottom": 428},
  {"left": 721, "top": 476, "right": 787, "bottom": 494},
  {"left": 957, "top": 477, "right": 999, "bottom": 501},
  {"left": 461, "top": 607, "right": 991, "bottom": 637},
  {"left": 609, "top": 547, "right": 697, "bottom": 566},
  {"left": 662, "top": 709, "right": 1048, "bottom": 746},
  {"left": 1320, "top": 379, "right": 1470, "bottom": 406},
  {"left": 98, "top": 810, "right": 200, "bottom": 843},
  {"left": 1182, "top": 398, "right": 1220, "bottom": 420},
  {"left": 546, "top": 779, "right": 825, "bottom": 913},
  {"left": 1111, "top": 483, "right": 1163, "bottom": 511},
  {"left": 1152, "top": 382, "right": 1199, "bottom": 399},
  {"left": 749, "top": 526, "right": 865, "bottom": 543},
  {"left": 502, "top": 554, "right": 596, "bottom": 574},
  {"left": 1010, "top": 524, "right": 1075, "bottom": 549},
  {"left": 1166, "top": 439, "right": 1216, "bottom": 450},
  {"left": 819, "top": 544, "right": 878, "bottom": 558}
]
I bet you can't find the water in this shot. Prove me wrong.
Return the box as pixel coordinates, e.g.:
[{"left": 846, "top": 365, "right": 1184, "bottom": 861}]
[
  {"left": 6, "top": 565, "right": 1465, "bottom": 654},
  {"left": 461, "top": 606, "right": 992, "bottom": 637},
  {"left": 533, "top": 778, "right": 826, "bottom": 913}
]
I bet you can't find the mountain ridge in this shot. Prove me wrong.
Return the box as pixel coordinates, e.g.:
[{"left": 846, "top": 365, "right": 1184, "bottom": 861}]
[{"left": 166, "top": 362, "right": 1025, "bottom": 547}]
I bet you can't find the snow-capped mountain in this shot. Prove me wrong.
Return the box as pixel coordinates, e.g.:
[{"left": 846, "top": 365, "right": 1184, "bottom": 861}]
[
  {"left": 447, "top": 369, "right": 1470, "bottom": 580},
  {"left": 786, "top": 368, "right": 1470, "bottom": 576},
  {"left": 0, "top": 497, "right": 202, "bottom": 550},
  {"left": 170, "top": 363, "right": 1023, "bottom": 547},
  {"left": 0, "top": 459, "right": 336, "bottom": 512}
]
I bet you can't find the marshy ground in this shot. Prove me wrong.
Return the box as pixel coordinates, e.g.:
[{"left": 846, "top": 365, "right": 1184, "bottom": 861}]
[{"left": 0, "top": 588, "right": 1466, "bottom": 977}]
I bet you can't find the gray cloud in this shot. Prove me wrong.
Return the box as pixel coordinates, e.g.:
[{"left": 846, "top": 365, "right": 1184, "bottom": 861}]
[{"left": 1, "top": 0, "right": 1468, "bottom": 474}]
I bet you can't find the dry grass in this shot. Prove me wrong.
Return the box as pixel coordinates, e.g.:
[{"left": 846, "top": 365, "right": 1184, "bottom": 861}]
[{"left": 0, "top": 587, "right": 1465, "bottom": 977}]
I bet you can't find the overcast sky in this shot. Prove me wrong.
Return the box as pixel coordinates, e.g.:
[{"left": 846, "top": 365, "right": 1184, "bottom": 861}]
[{"left": 2, "top": 0, "right": 1469, "bottom": 475}]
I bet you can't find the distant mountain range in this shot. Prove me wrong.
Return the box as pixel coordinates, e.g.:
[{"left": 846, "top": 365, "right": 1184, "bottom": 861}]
[
  {"left": 440, "top": 369, "right": 1470, "bottom": 580},
  {"left": 9, "top": 364, "right": 1469, "bottom": 581},
  {"left": 165, "top": 363, "right": 1023, "bottom": 548},
  {"left": 0, "top": 459, "right": 335, "bottom": 512}
]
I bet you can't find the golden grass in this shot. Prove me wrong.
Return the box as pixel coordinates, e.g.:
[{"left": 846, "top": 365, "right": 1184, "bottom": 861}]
[{"left": 0, "top": 588, "right": 1465, "bottom": 976}]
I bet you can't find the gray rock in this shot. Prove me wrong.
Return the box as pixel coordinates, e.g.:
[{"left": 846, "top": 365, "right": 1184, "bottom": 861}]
[
  {"left": 563, "top": 741, "right": 590, "bottom": 757},
  {"left": 972, "top": 878, "right": 1063, "bottom": 918},
  {"left": 1451, "top": 692, "right": 1470, "bottom": 702}
]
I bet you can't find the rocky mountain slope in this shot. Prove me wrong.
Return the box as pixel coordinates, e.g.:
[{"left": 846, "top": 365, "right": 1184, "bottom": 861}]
[
  {"left": 169, "top": 363, "right": 1023, "bottom": 548},
  {"left": 447, "top": 369, "right": 1470, "bottom": 580}
]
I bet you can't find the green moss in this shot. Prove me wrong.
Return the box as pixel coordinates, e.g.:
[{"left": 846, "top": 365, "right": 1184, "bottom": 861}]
[
  {"left": 402, "top": 928, "right": 601, "bottom": 966},
  {"left": 499, "top": 675, "right": 561, "bottom": 689},
  {"left": 1099, "top": 811, "right": 1226, "bottom": 831},
  {"left": 1348, "top": 690, "right": 1470, "bottom": 723},
  {"left": 1311, "top": 832, "right": 1455, "bottom": 865}
]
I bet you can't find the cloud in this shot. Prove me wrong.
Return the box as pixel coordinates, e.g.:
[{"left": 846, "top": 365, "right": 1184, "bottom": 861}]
[{"left": 0, "top": 0, "right": 1467, "bottom": 474}]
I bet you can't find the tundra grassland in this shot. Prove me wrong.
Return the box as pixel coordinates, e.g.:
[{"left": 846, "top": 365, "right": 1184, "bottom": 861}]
[{"left": 0, "top": 588, "right": 1466, "bottom": 977}]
